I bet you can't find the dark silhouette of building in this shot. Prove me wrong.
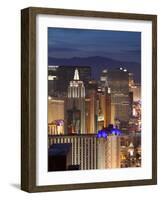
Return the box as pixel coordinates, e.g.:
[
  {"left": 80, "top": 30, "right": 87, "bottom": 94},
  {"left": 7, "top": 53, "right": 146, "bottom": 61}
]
[{"left": 48, "top": 143, "right": 72, "bottom": 171}]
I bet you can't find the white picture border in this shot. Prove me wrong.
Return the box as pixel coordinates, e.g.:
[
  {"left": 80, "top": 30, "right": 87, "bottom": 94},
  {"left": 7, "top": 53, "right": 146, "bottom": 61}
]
[{"left": 36, "top": 14, "right": 152, "bottom": 186}]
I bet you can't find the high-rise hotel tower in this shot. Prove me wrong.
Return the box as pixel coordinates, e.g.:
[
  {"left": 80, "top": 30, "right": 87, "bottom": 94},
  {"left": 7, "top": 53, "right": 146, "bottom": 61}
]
[{"left": 65, "top": 69, "right": 86, "bottom": 134}]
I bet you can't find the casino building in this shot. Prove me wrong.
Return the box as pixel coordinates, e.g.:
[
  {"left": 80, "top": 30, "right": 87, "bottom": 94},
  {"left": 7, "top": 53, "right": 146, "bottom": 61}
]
[{"left": 48, "top": 133, "right": 121, "bottom": 170}]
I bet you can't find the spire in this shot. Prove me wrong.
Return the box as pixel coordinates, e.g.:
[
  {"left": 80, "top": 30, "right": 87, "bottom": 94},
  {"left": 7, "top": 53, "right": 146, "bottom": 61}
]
[
  {"left": 129, "top": 142, "right": 134, "bottom": 148},
  {"left": 74, "top": 68, "right": 79, "bottom": 80}
]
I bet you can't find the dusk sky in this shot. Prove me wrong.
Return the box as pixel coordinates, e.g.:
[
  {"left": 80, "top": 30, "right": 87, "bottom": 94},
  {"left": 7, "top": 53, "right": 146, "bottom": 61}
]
[{"left": 48, "top": 27, "right": 141, "bottom": 63}]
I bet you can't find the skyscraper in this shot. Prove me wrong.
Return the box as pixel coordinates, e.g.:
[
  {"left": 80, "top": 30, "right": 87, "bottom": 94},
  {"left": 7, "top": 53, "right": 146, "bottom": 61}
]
[
  {"left": 97, "top": 92, "right": 111, "bottom": 130},
  {"left": 65, "top": 69, "right": 86, "bottom": 134},
  {"left": 97, "top": 69, "right": 112, "bottom": 130},
  {"left": 106, "top": 68, "right": 131, "bottom": 124},
  {"left": 85, "top": 84, "right": 98, "bottom": 134}
]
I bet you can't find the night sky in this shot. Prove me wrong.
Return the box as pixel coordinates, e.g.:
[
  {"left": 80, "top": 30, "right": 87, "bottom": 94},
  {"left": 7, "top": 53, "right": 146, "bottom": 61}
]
[{"left": 48, "top": 27, "right": 141, "bottom": 82}]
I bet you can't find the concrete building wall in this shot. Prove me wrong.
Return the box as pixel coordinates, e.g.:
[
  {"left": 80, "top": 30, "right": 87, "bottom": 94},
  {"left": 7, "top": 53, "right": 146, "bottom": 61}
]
[{"left": 97, "top": 136, "right": 120, "bottom": 169}]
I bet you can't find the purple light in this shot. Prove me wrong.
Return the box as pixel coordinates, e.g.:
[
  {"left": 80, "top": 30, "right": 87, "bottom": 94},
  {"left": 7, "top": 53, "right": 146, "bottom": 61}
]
[
  {"left": 116, "top": 129, "right": 121, "bottom": 135},
  {"left": 111, "top": 129, "right": 116, "bottom": 135},
  {"left": 97, "top": 127, "right": 121, "bottom": 138},
  {"left": 55, "top": 119, "right": 64, "bottom": 126},
  {"left": 96, "top": 130, "right": 102, "bottom": 138},
  {"left": 110, "top": 128, "right": 121, "bottom": 135},
  {"left": 96, "top": 130, "right": 108, "bottom": 138},
  {"left": 102, "top": 131, "right": 107, "bottom": 138}
]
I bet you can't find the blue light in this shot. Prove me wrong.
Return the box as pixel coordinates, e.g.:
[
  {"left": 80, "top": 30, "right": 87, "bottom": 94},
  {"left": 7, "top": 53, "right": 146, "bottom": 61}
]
[
  {"left": 96, "top": 130, "right": 102, "bottom": 138},
  {"left": 97, "top": 127, "right": 121, "bottom": 138},
  {"left": 111, "top": 129, "right": 116, "bottom": 135},
  {"left": 115, "top": 129, "right": 121, "bottom": 135},
  {"left": 96, "top": 130, "right": 108, "bottom": 138},
  {"left": 110, "top": 128, "right": 121, "bottom": 135},
  {"left": 102, "top": 131, "right": 107, "bottom": 138}
]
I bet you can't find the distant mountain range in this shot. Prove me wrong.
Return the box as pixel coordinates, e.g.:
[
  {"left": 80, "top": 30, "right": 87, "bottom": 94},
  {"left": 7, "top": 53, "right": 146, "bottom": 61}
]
[{"left": 48, "top": 56, "right": 141, "bottom": 83}]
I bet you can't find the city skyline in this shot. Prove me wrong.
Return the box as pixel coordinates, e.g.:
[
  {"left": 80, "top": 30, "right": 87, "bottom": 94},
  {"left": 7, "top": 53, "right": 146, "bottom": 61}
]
[
  {"left": 48, "top": 28, "right": 141, "bottom": 171},
  {"left": 48, "top": 66, "right": 141, "bottom": 171}
]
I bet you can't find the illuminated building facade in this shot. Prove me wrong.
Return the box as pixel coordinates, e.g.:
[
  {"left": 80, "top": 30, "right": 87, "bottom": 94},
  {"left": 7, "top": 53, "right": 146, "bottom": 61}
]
[
  {"left": 65, "top": 69, "right": 86, "bottom": 134},
  {"left": 48, "top": 98, "right": 65, "bottom": 135},
  {"left": 48, "top": 134, "right": 121, "bottom": 170},
  {"left": 130, "top": 83, "right": 141, "bottom": 102},
  {"left": 106, "top": 68, "right": 131, "bottom": 124},
  {"left": 128, "top": 72, "right": 141, "bottom": 102},
  {"left": 128, "top": 72, "right": 141, "bottom": 133},
  {"left": 97, "top": 135, "right": 120, "bottom": 169},
  {"left": 120, "top": 135, "right": 141, "bottom": 167},
  {"left": 97, "top": 69, "right": 112, "bottom": 130},
  {"left": 97, "top": 93, "right": 111, "bottom": 130},
  {"left": 128, "top": 73, "right": 135, "bottom": 88},
  {"left": 48, "top": 134, "right": 97, "bottom": 170},
  {"left": 85, "top": 89, "right": 97, "bottom": 133}
]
